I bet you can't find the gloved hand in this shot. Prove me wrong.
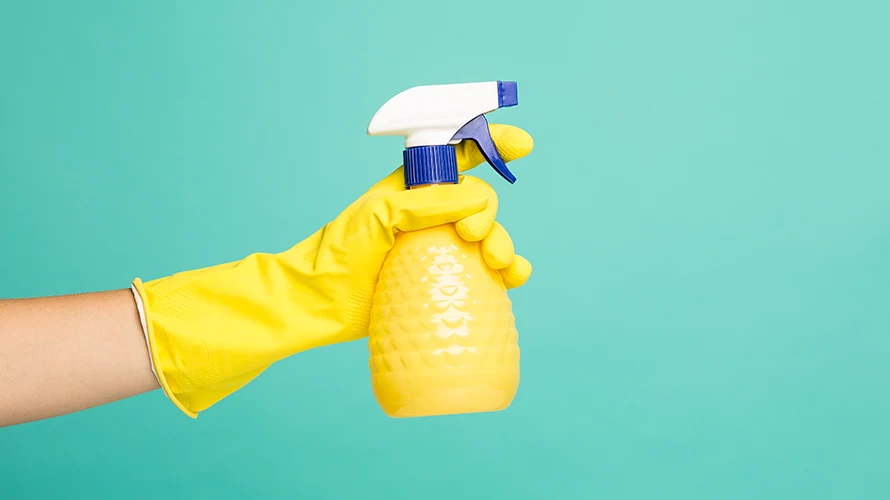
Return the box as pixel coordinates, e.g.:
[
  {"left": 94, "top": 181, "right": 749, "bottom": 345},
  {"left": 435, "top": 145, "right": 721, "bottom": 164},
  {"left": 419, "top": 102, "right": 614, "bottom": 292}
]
[{"left": 132, "top": 124, "right": 534, "bottom": 417}]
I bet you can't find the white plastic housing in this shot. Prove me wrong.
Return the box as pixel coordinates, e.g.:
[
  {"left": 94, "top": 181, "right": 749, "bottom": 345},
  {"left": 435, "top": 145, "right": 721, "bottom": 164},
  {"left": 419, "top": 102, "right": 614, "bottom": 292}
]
[{"left": 367, "top": 81, "right": 501, "bottom": 148}]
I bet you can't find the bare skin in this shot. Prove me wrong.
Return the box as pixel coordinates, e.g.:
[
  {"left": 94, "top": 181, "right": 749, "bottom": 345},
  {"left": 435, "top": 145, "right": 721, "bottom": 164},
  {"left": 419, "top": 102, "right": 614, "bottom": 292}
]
[{"left": 0, "top": 290, "right": 159, "bottom": 427}]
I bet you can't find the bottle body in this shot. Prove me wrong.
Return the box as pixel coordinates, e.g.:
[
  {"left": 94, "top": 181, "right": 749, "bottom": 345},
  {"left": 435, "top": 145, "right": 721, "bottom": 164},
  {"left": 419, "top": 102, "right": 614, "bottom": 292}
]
[{"left": 368, "top": 224, "right": 519, "bottom": 417}]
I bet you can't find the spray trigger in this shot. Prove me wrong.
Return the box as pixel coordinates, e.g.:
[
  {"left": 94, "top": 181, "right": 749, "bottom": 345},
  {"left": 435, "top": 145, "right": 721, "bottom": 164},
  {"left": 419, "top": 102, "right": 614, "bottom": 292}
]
[{"left": 450, "top": 114, "right": 517, "bottom": 184}]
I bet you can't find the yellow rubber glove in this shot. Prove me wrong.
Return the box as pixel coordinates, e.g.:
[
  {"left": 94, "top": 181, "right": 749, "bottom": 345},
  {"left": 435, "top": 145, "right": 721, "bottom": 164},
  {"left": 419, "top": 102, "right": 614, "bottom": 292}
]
[{"left": 132, "top": 124, "right": 534, "bottom": 417}]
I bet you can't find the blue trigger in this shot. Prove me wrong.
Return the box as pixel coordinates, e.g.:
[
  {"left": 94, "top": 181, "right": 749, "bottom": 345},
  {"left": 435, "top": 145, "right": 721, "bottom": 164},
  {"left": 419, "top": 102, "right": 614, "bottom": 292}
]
[{"left": 451, "top": 114, "right": 517, "bottom": 184}]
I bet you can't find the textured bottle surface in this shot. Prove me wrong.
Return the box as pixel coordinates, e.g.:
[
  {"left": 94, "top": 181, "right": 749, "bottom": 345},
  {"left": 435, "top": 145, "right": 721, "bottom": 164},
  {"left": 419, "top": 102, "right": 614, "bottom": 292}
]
[{"left": 368, "top": 224, "right": 519, "bottom": 418}]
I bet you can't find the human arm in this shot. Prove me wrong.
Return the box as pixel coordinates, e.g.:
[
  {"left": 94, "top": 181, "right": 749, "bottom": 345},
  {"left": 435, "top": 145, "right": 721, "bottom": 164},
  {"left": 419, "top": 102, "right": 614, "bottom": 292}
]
[
  {"left": 0, "top": 289, "right": 158, "bottom": 427},
  {"left": 0, "top": 124, "right": 534, "bottom": 425}
]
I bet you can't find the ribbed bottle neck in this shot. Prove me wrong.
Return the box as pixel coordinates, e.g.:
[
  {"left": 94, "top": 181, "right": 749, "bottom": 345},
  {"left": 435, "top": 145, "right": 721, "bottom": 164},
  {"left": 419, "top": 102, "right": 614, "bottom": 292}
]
[{"left": 403, "top": 145, "right": 458, "bottom": 187}]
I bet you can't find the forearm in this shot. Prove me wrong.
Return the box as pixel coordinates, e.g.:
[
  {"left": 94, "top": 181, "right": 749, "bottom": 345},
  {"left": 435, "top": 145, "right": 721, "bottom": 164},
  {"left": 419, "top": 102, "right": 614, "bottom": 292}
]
[{"left": 0, "top": 289, "right": 159, "bottom": 427}]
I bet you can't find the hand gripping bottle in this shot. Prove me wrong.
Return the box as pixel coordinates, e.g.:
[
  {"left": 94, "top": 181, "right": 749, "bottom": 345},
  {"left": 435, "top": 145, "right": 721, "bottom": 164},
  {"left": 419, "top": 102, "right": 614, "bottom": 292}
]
[{"left": 366, "top": 81, "right": 521, "bottom": 417}]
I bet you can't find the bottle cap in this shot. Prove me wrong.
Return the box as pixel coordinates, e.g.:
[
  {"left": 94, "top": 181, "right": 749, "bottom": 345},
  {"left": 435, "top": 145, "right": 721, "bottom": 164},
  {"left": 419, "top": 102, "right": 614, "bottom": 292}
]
[{"left": 403, "top": 145, "right": 458, "bottom": 187}]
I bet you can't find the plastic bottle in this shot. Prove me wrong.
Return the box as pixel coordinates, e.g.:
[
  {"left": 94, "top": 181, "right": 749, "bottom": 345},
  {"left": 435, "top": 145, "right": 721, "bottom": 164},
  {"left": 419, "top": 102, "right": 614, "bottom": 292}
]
[{"left": 366, "top": 81, "right": 522, "bottom": 417}]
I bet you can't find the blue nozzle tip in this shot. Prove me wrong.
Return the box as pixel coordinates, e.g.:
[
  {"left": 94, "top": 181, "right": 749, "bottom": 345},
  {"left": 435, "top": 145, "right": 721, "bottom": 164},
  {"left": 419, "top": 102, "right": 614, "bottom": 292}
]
[{"left": 497, "top": 81, "right": 518, "bottom": 108}]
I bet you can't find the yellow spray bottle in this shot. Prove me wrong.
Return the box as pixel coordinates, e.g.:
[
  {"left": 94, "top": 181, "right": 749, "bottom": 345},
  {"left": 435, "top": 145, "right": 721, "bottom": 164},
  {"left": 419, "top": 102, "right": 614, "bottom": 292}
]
[{"left": 366, "top": 81, "right": 522, "bottom": 417}]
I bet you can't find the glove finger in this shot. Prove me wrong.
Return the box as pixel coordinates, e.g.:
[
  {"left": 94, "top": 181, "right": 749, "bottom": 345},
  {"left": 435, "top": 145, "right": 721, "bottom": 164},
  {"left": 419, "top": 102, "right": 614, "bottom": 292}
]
[
  {"left": 455, "top": 124, "right": 534, "bottom": 173},
  {"left": 480, "top": 222, "right": 515, "bottom": 270},
  {"left": 373, "top": 180, "right": 492, "bottom": 234},
  {"left": 500, "top": 254, "right": 532, "bottom": 290},
  {"left": 454, "top": 176, "right": 497, "bottom": 242}
]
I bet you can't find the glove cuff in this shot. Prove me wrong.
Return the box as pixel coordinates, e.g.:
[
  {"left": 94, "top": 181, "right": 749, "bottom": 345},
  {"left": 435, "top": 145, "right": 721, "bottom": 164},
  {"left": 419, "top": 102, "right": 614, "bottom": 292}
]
[
  {"left": 130, "top": 284, "right": 160, "bottom": 386},
  {"left": 132, "top": 277, "right": 199, "bottom": 418}
]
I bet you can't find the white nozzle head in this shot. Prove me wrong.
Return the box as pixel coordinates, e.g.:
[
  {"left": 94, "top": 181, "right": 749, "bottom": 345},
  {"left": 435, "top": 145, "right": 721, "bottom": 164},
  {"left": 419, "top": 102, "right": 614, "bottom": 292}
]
[{"left": 367, "top": 81, "right": 516, "bottom": 148}]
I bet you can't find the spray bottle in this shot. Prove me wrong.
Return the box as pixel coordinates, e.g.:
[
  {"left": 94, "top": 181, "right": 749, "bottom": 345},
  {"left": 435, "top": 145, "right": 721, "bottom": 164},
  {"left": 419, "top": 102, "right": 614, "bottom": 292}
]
[{"left": 366, "top": 81, "right": 521, "bottom": 417}]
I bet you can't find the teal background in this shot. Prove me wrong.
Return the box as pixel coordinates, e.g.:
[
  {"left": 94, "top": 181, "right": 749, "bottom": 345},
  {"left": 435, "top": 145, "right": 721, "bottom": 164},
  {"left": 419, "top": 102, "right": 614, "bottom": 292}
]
[{"left": 1, "top": 1, "right": 889, "bottom": 498}]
